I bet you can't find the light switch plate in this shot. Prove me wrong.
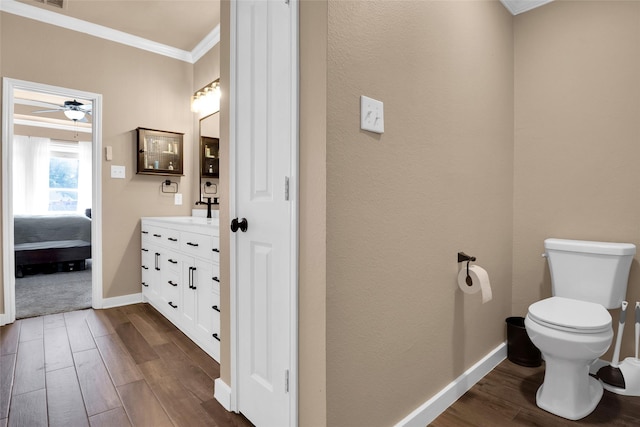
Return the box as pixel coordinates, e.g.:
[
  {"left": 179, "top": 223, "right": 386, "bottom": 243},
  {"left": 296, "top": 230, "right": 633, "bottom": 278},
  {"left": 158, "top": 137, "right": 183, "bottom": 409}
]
[
  {"left": 105, "top": 146, "right": 113, "bottom": 161},
  {"left": 174, "top": 193, "right": 183, "bottom": 205},
  {"left": 111, "top": 165, "right": 125, "bottom": 179},
  {"left": 360, "top": 95, "right": 384, "bottom": 134}
]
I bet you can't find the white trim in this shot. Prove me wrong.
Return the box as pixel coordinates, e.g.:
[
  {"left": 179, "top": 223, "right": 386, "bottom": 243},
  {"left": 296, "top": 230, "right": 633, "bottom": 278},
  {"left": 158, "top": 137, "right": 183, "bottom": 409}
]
[
  {"left": 214, "top": 378, "right": 233, "bottom": 411},
  {"left": 229, "top": 0, "right": 239, "bottom": 413},
  {"left": 0, "top": 313, "right": 10, "bottom": 327},
  {"left": 101, "top": 293, "right": 144, "bottom": 309},
  {"left": 394, "top": 343, "right": 507, "bottom": 427},
  {"left": 2, "top": 78, "right": 104, "bottom": 323},
  {"left": 500, "top": 0, "right": 555, "bottom": 15},
  {"left": 288, "top": 0, "right": 300, "bottom": 425},
  {"left": 14, "top": 117, "right": 93, "bottom": 134},
  {"left": 0, "top": 0, "right": 218, "bottom": 64},
  {"left": 191, "top": 25, "right": 221, "bottom": 63}
]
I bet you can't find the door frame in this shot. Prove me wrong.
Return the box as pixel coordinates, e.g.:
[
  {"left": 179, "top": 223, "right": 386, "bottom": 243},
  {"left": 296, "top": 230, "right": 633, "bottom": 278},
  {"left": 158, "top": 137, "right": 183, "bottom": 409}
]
[
  {"left": 228, "top": 0, "right": 300, "bottom": 425},
  {"left": 1, "top": 78, "right": 103, "bottom": 325}
]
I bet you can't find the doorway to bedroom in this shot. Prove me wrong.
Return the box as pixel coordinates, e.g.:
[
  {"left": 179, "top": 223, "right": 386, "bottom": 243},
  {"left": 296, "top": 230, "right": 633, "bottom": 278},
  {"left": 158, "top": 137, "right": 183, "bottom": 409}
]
[
  {"left": 2, "top": 79, "right": 103, "bottom": 323},
  {"left": 13, "top": 91, "right": 92, "bottom": 319}
]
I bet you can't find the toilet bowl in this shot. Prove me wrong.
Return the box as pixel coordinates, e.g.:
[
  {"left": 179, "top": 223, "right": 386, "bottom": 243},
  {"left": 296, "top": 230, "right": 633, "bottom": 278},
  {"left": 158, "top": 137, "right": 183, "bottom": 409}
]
[{"left": 525, "top": 296, "right": 613, "bottom": 420}]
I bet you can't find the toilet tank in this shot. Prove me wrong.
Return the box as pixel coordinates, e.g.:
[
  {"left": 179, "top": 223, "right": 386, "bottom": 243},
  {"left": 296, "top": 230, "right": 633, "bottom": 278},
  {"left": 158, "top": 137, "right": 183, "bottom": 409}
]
[{"left": 545, "top": 238, "right": 636, "bottom": 309}]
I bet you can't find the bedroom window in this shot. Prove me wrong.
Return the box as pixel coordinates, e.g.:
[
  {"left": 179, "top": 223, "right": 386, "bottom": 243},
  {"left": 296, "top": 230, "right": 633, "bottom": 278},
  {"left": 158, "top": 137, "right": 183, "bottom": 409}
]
[
  {"left": 14, "top": 137, "right": 92, "bottom": 215},
  {"left": 48, "top": 155, "right": 79, "bottom": 212}
]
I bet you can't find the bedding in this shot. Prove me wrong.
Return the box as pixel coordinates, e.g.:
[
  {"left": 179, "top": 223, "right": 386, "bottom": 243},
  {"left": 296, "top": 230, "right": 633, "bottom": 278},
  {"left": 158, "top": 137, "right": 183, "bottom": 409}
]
[{"left": 14, "top": 214, "right": 91, "bottom": 277}]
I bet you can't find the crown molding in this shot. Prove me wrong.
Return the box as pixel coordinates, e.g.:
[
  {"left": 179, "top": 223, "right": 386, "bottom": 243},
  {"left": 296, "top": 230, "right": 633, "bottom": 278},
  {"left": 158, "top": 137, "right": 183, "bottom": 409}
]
[
  {"left": 500, "top": 0, "right": 554, "bottom": 15},
  {"left": 191, "top": 25, "right": 221, "bottom": 63},
  {"left": 0, "top": 0, "right": 218, "bottom": 64}
]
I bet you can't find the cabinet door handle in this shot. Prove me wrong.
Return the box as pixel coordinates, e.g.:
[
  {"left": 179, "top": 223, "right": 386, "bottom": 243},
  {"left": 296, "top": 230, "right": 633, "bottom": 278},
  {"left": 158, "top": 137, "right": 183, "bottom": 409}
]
[
  {"left": 141, "top": 248, "right": 148, "bottom": 252},
  {"left": 212, "top": 305, "right": 220, "bottom": 312},
  {"left": 153, "top": 233, "right": 162, "bottom": 238},
  {"left": 190, "top": 267, "right": 197, "bottom": 290},
  {"left": 212, "top": 276, "right": 219, "bottom": 282},
  {"left": 142, "top": 230, "right": 149, "bottom": 234},
  {"left": 142, "top": 265, "right": 148, "bottom": 270},
  {"left": 168, "top": 302, "right": 178, "bottom": 309},
  {"left": 168, "top": 259, "right": 178, "bottom": 264},
  {"left": 168, "top": 280, "right": 178, "bottom": 287},
  {"left": 212, "top": 333, "right": 220, "bottom": 341},
  {"left": 186, "top": 242, "right": 199, "bottom": 247},
  {"left": 142, "top": 282, "right": 148, "bottom": 287},
  {"left": 212, "top": 248, "right": 219, "bottom": 253},
  {"left": 155, "top": 253, "right": 160, "bottom": 271},
  {"left": 168, "top": 237, "right": 178, "bottom": 242}
]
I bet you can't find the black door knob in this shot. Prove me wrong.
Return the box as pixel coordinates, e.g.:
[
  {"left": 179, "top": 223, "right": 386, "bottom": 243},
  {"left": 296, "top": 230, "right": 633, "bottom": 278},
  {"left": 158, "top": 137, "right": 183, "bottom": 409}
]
[{"left": 230, "top": 217, "right": 248, "bottom": 233}]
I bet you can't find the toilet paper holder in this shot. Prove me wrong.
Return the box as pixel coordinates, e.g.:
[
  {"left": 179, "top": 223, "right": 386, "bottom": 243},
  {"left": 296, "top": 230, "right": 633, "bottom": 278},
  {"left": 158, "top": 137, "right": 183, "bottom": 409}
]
[{"left": 458, "top": 252, "right": 476, "bottom": 286}]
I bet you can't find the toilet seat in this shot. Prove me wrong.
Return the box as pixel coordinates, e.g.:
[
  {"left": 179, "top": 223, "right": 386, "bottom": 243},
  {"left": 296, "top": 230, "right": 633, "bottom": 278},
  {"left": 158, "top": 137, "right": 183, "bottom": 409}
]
[{"left": 528, "top": 296, "right": 611, "bottom": 334}]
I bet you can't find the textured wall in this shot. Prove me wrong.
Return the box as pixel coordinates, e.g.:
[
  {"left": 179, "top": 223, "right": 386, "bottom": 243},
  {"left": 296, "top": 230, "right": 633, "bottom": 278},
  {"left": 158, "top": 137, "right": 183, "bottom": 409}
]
[
  {"left": 325, "top": 1, "right": 514, "bottom": 425},
  {"left": 1, "top": 13, "right": 195, "bottom": 305},
  {"left": 514, "top": 0, "right": 640, "bottom": 361}
]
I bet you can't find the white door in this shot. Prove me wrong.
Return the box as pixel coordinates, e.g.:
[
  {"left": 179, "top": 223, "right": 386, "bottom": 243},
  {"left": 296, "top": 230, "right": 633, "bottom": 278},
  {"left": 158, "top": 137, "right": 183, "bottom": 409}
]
[{"left": 232, "top": 0, "right": 297, "bottom": 425}]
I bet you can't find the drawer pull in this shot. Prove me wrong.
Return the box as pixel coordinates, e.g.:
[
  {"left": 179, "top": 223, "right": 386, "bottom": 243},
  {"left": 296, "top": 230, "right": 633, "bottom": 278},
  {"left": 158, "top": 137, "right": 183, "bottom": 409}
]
[
  {"left": 142, "top": 265, "right": 148, "bottom": 270},
  {"left": 213, "top": 248, "right": 219, "bottom": 253},
  {"left": 168, "top": 301, "right": 178, "bottom": 309},
  {"left": 168, "top": 237, "right": 178, "bottom": 242},
  {"left": 142, "top": 282, "right": 148, "bottom": 287},
  {"left": 186, "top": 242, "right": 199, "bottom": 247},
  {"left": 212, "top": 305, "right": 220, "bottom": 312},
  {"left": 141, "top": 248, "right": 149, "bottom": 252},
  {"left": 212, "top": 276, "right": 219, "bottom": 282},
  {"left": 212, "top": 333, "right": 220, "bottom": 341},
  {"left": 168, "top": 280, "right": 178, "bottom": 287},
  {"left": 153, "top": 233, "right": 162, "bottom": 238},
  {"left": 168, "top": 259, "right": 178, "bottom": 264},
  {"left": 142, "top": 231, "right": 149, "bottom": 234}
]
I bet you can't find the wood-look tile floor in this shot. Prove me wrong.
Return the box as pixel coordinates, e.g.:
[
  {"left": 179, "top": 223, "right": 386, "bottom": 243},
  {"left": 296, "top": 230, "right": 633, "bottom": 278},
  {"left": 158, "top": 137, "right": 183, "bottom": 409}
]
[
  {"left": 430, "top": 359, "right": 640, "bottom": 426},
  {"left": 0, "top": 303, "right": 253, "bottom": 427}
]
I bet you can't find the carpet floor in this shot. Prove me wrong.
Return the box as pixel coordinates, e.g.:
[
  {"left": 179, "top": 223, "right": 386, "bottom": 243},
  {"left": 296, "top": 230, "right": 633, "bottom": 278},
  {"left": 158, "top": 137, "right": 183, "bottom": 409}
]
[{"left": 15, "top": 262, "right": 92, "bottom": 319}]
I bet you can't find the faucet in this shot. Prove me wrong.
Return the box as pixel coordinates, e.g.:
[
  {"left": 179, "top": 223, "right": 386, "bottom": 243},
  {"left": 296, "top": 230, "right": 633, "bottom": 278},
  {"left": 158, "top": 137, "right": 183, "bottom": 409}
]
[{"left": 196, "top": 197, "right": 218, "bottom": 219}]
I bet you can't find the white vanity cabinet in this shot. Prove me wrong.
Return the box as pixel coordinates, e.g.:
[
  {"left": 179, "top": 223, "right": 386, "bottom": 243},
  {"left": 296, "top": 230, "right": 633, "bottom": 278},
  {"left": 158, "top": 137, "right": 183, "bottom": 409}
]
[{"left": 140, "top": 217, "right": 220, "bottom": 361}]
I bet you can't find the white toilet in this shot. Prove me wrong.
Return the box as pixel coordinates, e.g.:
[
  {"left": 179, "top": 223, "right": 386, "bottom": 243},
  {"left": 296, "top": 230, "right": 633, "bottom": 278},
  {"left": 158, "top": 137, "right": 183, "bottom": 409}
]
[{"left": 525, "top": 238, "right": 636, "bottom": 420}]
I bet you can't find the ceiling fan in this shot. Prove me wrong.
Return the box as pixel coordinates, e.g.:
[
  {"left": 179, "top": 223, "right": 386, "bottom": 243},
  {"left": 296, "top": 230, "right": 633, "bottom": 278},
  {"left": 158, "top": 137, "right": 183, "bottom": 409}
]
[{"left": 32, "top": 99, "right": 92, "bottom": 122}]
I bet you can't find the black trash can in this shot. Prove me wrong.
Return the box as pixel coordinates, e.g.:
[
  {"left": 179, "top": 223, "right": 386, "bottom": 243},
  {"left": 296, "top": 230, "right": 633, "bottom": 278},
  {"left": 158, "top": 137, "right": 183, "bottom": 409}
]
[{"left": 506, "top": 316, "right": 541, "bottom": 367}]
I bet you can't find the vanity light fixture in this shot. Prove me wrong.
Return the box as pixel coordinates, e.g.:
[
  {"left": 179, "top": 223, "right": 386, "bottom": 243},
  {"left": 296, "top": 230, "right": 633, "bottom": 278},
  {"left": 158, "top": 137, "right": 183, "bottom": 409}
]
[{"left": 191, "top": 79, "right": 221, "bottom": 115}]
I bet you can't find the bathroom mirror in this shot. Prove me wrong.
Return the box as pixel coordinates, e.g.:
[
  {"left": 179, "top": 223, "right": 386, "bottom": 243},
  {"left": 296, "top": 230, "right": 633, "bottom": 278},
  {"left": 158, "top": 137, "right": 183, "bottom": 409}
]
[{"left": 199, "top": 112, "right": 220, "bottom": 202}]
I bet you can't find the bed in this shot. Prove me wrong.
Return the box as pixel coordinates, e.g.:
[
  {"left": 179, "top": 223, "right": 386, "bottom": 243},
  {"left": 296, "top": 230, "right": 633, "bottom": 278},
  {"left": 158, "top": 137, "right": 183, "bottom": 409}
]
[{"left": 14, "top": 214, "right": 92, "bottom": 277}]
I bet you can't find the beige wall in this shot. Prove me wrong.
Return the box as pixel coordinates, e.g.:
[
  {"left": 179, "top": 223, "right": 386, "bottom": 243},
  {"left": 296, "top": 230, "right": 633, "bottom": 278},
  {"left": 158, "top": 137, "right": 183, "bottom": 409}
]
[
  {"left": 193, "top": 45, "right": 221, "bottom": 206},
  {"left": 0, "top": 13, "right": 195, "bottom": 305},
  {"left": 299, "top": 0, "right": 328, "bottom": 425},
  {"left": 514, "top": 1, "right": 640, "bottom": 361},
  {"left": 325, "top": 1, "right": 513, "bottom": 425}
]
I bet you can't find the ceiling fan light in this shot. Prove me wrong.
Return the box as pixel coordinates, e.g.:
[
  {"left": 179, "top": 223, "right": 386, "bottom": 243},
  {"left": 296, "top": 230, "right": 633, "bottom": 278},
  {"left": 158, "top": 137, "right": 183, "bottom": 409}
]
[{"left": 64, "top": 109, "right": 85, "bottom": 121}]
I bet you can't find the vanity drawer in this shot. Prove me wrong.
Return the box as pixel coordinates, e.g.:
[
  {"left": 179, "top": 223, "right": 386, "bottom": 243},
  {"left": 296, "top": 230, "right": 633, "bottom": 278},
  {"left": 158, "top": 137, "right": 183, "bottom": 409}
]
[
  {"left": 211, "top": 292, "right": 221, "bottom": 339},
  {"left": 164, "top": 231, "right": 180, "bottom": 248},
  {"left": 164, "top": 270, "right": 180, "bottom": 303},
  {"left": 181, "top": 231, "right": 213, "bottom": 257},
  {"left": 166, "top": 252, "right": 180, "bottom": 273},
  {"left": 143, "top": 225, "right": 166, "bottom": 245},
  {"left": 211, "top": 262, "right": 220, "bottom": 294},
  {"left": 212, "top": 237, "right": 220, "bottom": 262}
]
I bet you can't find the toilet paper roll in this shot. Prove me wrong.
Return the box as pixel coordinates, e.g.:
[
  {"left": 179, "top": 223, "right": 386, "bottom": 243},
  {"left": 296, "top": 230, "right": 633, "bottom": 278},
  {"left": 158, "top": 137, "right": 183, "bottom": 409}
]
[{"left": 457, "top": 264, "right": 492, "bottom": 304}]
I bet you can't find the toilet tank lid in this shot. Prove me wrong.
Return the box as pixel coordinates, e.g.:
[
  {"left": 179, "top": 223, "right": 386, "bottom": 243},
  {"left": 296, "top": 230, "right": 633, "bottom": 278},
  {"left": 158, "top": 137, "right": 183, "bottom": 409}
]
[{"left": 545, "top": 238, "right": 636, "bottom": 256}]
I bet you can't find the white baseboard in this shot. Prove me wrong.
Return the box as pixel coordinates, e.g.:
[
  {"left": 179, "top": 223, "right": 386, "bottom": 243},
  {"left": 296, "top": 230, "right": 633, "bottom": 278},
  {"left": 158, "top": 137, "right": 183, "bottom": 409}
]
[
  {"left": 395, "top": 342, "right": 507, "bottom": 427},
  {"left": 215, "top": 378, "right": 232, "bottom": 411},
  {"left": 100, "top": 292, "right": 143, "bottom": 309},
  {"left": 0, "top": 312, "right": 10, "bottom": 326}
]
